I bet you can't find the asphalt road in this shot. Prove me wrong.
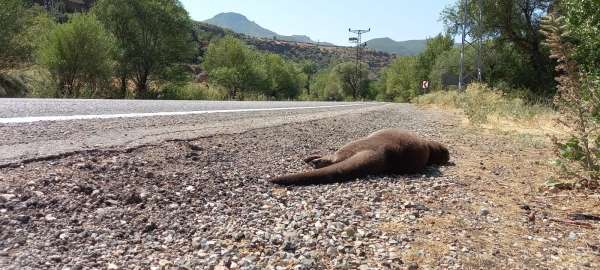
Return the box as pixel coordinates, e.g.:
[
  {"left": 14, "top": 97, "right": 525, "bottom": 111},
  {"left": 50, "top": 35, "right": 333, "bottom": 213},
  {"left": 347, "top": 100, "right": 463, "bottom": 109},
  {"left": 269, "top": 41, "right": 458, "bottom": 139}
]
[
  {"left": 0, "top": 98, "right": 386, "bottom": 165},
  {"left": 0, "top": 99, "right": 365, "bottom": 119}
]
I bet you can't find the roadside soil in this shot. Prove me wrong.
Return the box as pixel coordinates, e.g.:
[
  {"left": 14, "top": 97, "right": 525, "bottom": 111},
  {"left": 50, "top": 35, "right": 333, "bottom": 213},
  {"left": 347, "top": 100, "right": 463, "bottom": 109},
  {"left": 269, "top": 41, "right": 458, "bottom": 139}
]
[{"left": 1, "top": 104, "right": 598, "bottom": 269}]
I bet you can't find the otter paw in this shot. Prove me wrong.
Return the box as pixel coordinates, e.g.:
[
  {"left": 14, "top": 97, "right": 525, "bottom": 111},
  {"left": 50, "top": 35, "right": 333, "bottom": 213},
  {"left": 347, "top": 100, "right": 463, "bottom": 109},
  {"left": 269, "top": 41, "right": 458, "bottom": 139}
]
[
  {"left": 309, "top": 158, "right": 333, "bottom": 169},
  {"left": 303, "top": 155, "right": 322, "bottom": 164}
]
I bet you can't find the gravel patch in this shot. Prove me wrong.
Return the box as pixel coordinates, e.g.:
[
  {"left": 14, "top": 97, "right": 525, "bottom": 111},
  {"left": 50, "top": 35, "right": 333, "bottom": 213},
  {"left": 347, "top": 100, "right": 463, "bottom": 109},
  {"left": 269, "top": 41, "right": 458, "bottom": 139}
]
[{"left": 2, "top": 104, "right": 597, "bottom": 269}]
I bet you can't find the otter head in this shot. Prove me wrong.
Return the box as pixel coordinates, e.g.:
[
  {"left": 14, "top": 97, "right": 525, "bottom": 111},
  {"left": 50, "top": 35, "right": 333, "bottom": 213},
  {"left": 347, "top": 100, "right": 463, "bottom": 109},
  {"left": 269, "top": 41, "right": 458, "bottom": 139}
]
[{"left": 427, "top": 141, "right": 450, "bottom": 165}]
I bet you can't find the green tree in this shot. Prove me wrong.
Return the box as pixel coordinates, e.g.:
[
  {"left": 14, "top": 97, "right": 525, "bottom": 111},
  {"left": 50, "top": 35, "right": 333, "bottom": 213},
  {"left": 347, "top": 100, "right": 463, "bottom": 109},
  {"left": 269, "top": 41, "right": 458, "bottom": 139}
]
[
  {"left": 310, "top": 68, "right": 342, "bottom": 101},
  {"left": 39, "top": 13, "right": 115, "bottom": 97},
  {"left": 0, "top": 0, "right": 27, "bottom": 69},
  {"left": 560, "top": 0, "right": 600, "bottom": 74},
  {"left": 94, "top": 0, "right": 195, "bottom": 98},
  {"left": 301, "top": 60, "right": 318, "bottom": 95},
  {"left": 377, "top": 56, "right": 420, "bottom": 102},
  {"left": 0, "top": 1, "right": 53, "bottom": 69},
  {"left": 332, "top": 62, "right": 369, "bottom": 100},
  {"left": 203, "top": 36, "right": 263, "bottom": 99},
  {"left": 442, "top": 0, "right": 554, "bottom": 94},
  {"left": 416, "top": 34, "right": 454, "bottom": 82},
  {"left": 262, "top": 53, "right": 303, "bottom": 99}
]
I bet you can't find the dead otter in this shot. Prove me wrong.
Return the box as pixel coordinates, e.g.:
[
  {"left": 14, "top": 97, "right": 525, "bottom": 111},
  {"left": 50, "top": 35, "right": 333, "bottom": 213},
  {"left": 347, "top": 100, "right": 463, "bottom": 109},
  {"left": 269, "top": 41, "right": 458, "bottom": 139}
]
[{"left": 270, "top": 129, "right": 450, "bottom": 186}]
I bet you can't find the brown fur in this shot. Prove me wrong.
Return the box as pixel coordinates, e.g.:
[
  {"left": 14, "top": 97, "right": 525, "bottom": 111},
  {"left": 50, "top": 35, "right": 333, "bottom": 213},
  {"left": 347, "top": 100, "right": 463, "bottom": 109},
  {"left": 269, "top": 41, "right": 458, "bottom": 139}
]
[{"left": 270, "top": 129, "right": 450, "bottom": 186}]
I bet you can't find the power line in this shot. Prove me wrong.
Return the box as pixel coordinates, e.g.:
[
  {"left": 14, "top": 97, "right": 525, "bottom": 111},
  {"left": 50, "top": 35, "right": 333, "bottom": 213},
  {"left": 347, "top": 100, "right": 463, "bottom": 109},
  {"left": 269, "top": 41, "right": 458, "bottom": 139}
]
[
  {"left": 459, "top": 0, "right": 484, "bottom": 90},
  {"left": 348, "top": 28, "right": 370, "bottom": 99},
  {"left": 349, "top": 28, "right": 370, "bottom": 68}
]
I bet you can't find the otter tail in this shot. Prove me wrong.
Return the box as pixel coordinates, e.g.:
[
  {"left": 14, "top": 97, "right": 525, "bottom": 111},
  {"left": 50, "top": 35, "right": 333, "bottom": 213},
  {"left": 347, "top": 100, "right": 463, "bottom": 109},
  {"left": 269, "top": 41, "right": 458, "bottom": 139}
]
[{"left": 270, "top": 151, "right": 383, "bottom": 186}]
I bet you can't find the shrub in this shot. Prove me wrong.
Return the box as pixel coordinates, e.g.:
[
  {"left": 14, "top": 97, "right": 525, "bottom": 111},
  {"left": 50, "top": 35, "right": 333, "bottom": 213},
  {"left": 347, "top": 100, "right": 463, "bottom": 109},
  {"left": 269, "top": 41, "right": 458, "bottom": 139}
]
[
  {"left": 38, "top": 13, "right": 115, "bottom": 98},
  {"left": 541, "top": 13, "right": 600, "bottom": 188},
  {"left": 203, "top": 36, "right": 264, "bottom": 99},
  {"left": 159, "top": 83, "right": 228, "bottom": 100},
  {"left": 377, "top": 56, "right": 419, "bottom": 102}
]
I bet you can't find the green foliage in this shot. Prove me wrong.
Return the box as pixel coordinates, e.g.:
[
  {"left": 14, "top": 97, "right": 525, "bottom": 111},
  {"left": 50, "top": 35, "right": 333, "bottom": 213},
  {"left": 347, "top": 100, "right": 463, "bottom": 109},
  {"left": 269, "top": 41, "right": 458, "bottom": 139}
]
[
  {"left": 203, "top": 36, "right": 310, "bottom": 100},
  {"left": 561, "top": 0, "right": 600, "bottom": 74},
  {"left": 331, "top": 62, "right": 370, "bottom": 100},
  {"left": 301, "top": 60, "right": 318, "bottom": 95},
  {"left": 308, "top": 61, "right": 370, "bottom": 101},
  {"left": 0, "top": 0, "right": 27, "bottom": 69},
  {"left": 94, "top": 0, "right": 195, "bottom": 98},
  {"left": 310, "top": 68, "right": 344, "bottom": 101},
  {"left": 415, "top": 34, "right": 454, "bottom": 82},
  {"left": 442, "top": 0, "right": 554, "bottom": 95},
  {"left": 160, "top": 82, "right": 228, "bottom": 100},
  {"left": 38, "top": 13, "right": 115, "bottom": 98},
  {"left": 377, "top": 56, "right": 420, "bottom": 102},
  {"left": 0, "top": 73, "right": 27, "bottom": 97},
  {"left": 0, "top": 1, "right": 55, "bottom": 70},
  {"left": 261, "top": 53, "right": 304, "bottom": 99},
  {"left": 203, "top": 36, "right": 264, "bottom": 99},
  {"left": 541, "top": 13, "right": 600, "bottom": 188},
  {"left": 482, "top": 41, "right": 540, "bottom": 93}
]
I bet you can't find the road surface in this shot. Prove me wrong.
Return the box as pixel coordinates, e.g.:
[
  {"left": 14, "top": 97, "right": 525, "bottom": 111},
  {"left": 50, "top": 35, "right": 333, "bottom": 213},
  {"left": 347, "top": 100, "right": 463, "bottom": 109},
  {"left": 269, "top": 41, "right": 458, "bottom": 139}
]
[
  {"left": 0, "top": 99, "right": 383, "bottom": 166},
  {"left": 1, "top": 99, "right": 597, "bottom": 269}
]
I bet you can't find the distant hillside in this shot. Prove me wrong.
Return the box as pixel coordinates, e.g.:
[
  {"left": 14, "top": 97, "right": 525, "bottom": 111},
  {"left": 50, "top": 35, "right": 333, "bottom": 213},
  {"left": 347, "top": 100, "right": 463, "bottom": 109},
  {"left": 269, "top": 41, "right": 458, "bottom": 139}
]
[
  {"left": 366, "top": 38, "right": 427, "bottom": 56},
  {"left": 192, "top": 22, "right": 393, "bottom": 72},
  {"left": 204, "top": 12, "right": 333, "bottom": 45},
  {"left": 205, "top": 12, "right": 277, "bottom": 38}
]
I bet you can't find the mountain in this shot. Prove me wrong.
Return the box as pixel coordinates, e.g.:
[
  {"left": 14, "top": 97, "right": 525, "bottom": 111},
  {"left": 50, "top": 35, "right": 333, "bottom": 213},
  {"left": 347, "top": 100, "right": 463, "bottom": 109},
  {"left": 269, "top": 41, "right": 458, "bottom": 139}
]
[
  {"left": 192, "top": 22, "right": 394, "bottom": 72},
  {"left": 205, "top": 12, "right": 277, "bottom": 39},
  {"left": 366, "top": 37, "right": 427, "bottom": 56},
  {"left": 205, "top": 12, "right": 328, "bottom": 44}
]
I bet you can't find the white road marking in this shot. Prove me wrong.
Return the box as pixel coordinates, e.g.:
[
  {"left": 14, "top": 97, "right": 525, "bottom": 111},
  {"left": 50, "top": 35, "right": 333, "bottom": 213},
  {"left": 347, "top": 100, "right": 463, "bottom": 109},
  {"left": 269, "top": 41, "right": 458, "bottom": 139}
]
[{"left": 0, "top": 104, "right": 366, "bottom": 124}]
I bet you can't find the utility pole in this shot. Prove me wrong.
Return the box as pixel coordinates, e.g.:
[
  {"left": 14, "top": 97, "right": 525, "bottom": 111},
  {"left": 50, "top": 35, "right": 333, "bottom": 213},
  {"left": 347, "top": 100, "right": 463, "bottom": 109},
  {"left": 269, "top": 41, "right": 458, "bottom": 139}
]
[
  {"left": 458, "top": 0, "right": 484, "bottom": 90},
  {"left": 349, "top": 28, "right": 370, "bottom": 99}
]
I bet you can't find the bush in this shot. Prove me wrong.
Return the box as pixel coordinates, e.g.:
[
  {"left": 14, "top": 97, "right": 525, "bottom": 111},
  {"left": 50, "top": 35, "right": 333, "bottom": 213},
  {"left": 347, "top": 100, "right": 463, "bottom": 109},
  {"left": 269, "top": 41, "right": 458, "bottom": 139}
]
[
  {"left": 260, "top": 53, "right": 305, "bottom": 99},
  {"left": 541, "top": 13, "right": 600, "bottom": 188},
  {"left": 1, "top": 2, "right": 55, "bottom": 70},
  {"left": 0, "top": 73, "right": 27, "bottom": 97},
  {"left": 203, "top": 36, "right": 264, "bottom": 99},
  {"left": 377, "top": 56, "right": 419, "bottom": 102},
  {"left": 159, "top": 83, "right": 228, "bottom": 100},
  {"left": 38, "top": 13, "right": 115, "bottom": 98}
]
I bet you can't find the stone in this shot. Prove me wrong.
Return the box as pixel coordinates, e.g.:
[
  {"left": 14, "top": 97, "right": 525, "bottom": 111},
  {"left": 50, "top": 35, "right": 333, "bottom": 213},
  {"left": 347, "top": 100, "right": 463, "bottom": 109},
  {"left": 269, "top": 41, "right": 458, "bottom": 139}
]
[{"left": 567, "top": 232, "right": 577, "bottom": 241}]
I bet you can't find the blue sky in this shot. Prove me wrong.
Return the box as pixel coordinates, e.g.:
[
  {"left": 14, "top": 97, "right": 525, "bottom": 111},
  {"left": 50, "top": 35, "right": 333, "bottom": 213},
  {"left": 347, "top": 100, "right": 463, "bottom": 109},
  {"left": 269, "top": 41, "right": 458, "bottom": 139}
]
[{"left": 180, "top": 0, "right": 455, "bottom": 45}]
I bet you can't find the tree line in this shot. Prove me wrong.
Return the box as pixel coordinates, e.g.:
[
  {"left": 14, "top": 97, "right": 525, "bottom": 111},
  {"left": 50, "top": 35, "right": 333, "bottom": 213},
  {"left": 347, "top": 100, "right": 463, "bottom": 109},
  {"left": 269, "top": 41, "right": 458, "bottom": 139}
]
[
  {"left": 378, "top": 0, "right": 599, "bottom": 103},
  {"left": 0, "top": 0, "right": 373, "bottom": 101},
  {"left": 1, "top": 0, "right": 597, "bottom": 102}
]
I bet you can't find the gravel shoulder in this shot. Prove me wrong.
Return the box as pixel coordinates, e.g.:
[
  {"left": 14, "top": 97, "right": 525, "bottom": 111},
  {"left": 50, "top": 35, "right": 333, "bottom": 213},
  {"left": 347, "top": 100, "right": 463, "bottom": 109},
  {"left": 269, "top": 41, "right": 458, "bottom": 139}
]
[{"left": 1, "top": 104, "right": 599, "bottom": 269}]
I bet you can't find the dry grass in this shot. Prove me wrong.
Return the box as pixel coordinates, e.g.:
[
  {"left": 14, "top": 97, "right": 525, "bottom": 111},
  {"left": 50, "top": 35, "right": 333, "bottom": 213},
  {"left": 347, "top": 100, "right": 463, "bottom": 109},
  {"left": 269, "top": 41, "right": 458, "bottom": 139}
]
[
  {"left": 375, "top": 117, "right": 600, "bottom": 269},
  {"left": 415, "top": 83, "right": 562, "bottom": 137}
]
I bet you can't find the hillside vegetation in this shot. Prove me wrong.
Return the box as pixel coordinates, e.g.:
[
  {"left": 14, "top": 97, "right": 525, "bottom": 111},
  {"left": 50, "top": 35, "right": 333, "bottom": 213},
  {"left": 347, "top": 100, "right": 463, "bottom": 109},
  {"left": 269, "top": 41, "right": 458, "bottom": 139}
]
[{"left": 366, "top": 38, "right": 427, "bottom": 56}]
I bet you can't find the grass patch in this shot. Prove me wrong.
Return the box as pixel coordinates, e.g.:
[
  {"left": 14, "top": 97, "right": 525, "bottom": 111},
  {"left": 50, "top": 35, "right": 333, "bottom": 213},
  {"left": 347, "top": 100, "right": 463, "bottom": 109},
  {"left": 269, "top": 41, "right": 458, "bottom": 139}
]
[{"left": 415, "top": 83, "right": 559, "bottom": 135}]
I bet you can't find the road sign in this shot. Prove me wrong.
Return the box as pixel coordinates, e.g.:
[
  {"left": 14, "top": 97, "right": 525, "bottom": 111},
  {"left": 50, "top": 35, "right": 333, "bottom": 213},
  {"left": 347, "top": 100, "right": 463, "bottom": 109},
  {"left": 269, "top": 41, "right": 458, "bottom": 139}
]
[{"left": 421, "top": 80, "right": 430, "bottom": 90}]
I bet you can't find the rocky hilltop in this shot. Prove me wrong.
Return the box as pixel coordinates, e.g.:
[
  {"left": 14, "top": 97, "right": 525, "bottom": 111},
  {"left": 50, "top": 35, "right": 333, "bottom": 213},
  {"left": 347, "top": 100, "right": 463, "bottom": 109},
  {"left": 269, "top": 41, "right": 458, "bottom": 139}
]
[{"left": 193, "top": 22, "right": 394, "bottom": 72}]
